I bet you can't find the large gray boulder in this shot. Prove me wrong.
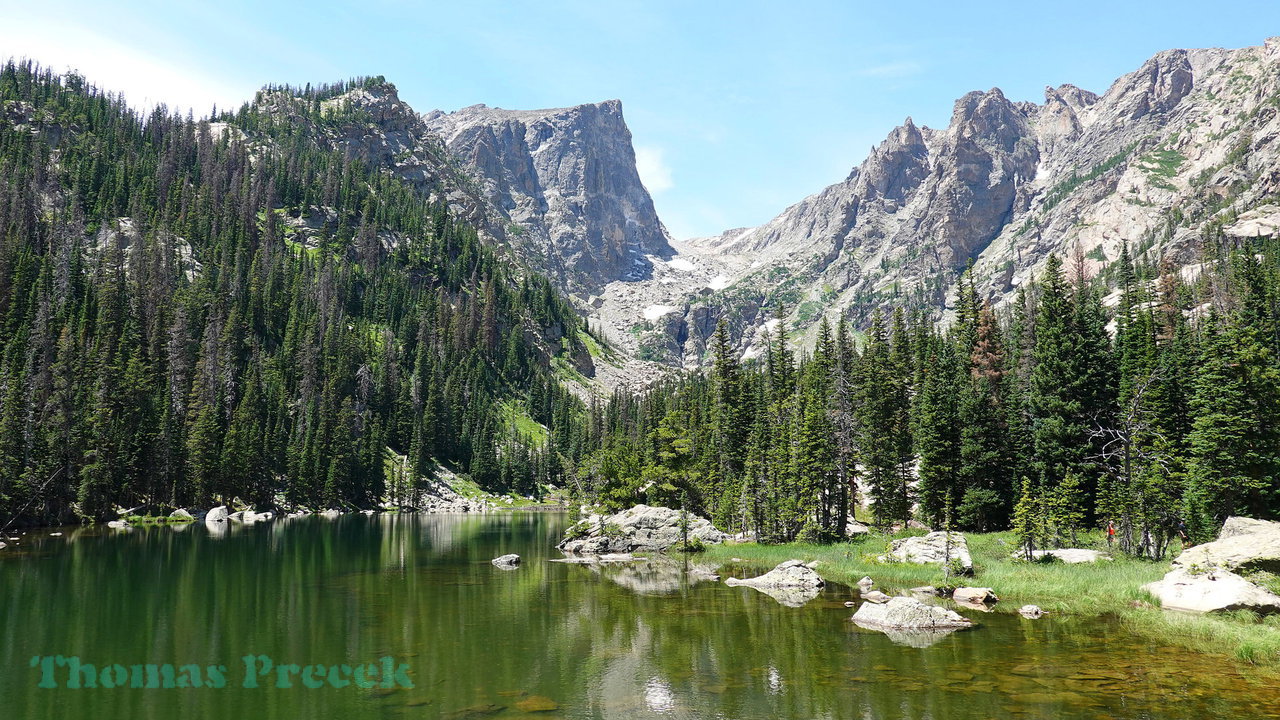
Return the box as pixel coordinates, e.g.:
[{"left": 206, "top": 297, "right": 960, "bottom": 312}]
[
  {"left": 491, "top": 554, "right": 521, "bottom": 569},
  {"left": 1016, "top": 549, "right": 1111, "bottom": 564},
  {"left": 558, "top": 505, "right": 729, "bottom": 555},
  {"left": 853, "top": 596, "right": 973, "bottom": 630},
  {"left": 1143, "top": 517, "right": 1280, "bottom": 614},
  {"left": 1174, "top": 517, "right": 1280, "bottom": 574},
  {"left": 1143, "top": 567, "right": 1280, "bottom": 614},
  {"left": 881, "top": 532, "right": 973, "bottom": 572},
  {"left": 852, "top": 596, "right": 973, "bottom": 646},
  {"left": 725, "top": 560, "right": 824, "bottom": 589},
  {"left": 724, "top": 560, "right": 824, "bottom": 607}
]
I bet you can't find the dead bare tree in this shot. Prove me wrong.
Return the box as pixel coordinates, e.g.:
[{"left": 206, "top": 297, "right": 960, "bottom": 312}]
[{"left": 1088, "top": 368, "right": 1177, "bottom": 559}]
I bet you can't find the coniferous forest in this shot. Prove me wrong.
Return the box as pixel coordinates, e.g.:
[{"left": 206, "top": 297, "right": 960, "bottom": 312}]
[
  {"left": 0, "top": 62, "right": 585, "bottom": 525},
  {"left": 578, "top": 245, "right": 1280, "bottom": 557},
  {"left": 4, "top": 60, "right": 1280, "bottom": 559}
]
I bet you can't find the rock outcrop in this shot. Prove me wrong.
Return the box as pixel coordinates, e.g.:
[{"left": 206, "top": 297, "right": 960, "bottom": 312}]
[
  {"left": 881, "top": 532, "right": 973, "bottom": 572},
  {"left": 252, "top": 81, "right": 673, "bottom": 295},
  {"left": 1143, "top": 567, "right": 1280, "bottom": 614},
  {"left": 426, "top": 101, "right": 674, "bottom": 288},
  {"left": 1144, "top": 517, "right": 1280, "bottom": 613},
  {"left": 1173, "top": 516, "right": 1280, "bottom": 574},
  {"left": 558, "top": 505, "right": 728, "bottom": 555}
]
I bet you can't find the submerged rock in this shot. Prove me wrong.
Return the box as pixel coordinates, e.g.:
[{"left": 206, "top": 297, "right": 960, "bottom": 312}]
[
  {"left": 491, "top": 554, "right": 521, "bottom": 569},
  {"left": 852, "top": 596, "right": 974, "bottom": 631},
  {"left": 548, "top": 553, "right": 643, "bottom": 564},
  {"left": 558, "top": 504, "right": 729, "bottom": 555},
  {"left": 514, "top": 696, "right": 559, "bottom": 713},
  {"left": 880, "top": 532, "right": 973, "bottom": 573},
  {"left": 592, "top": 555, "right": 722, "bottom": 595},
  {"left": 1019, "top": 605, "right": 1044, "bottom": 619}
]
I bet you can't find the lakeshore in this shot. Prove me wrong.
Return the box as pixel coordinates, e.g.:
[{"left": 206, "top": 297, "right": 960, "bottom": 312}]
[{"left": 705, "top": 530, "right": 1280, "bottom": 665}]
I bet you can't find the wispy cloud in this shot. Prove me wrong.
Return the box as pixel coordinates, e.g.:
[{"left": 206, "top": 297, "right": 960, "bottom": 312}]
[
  {"left": 857, "top": 61, "right": 924, "bottom": 79},
  {"left": 635, "top": 145, "right": 674, "bottom": 194},
  {"left": 0, "top": 13, "right": 250, "bottom": 114}
]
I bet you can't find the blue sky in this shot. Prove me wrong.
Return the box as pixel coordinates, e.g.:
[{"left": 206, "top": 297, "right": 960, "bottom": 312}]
[{"left": 3, "top": 1, "right": 1279, "bottom": 239}]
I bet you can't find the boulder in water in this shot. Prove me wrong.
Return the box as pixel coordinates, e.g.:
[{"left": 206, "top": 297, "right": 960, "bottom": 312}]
[
  {"left": 862, "top": 590, "right": 891, "bottom": 604},
  {"left": 852, "top": 596, "right": 974, "bottom": 631},
  {"left": 1019, "top": 605, "right": 1044, "bottom": 619},
  {"left": 558, "top": 504, "right": 729, "bottom": 555},
  {"left": 491, "top": 554, "right": 521, "bottom": 569},
  {"left": 725, "top": 560, "right": 824, "bottom": 589},
  {"left": 952, "top": 587, "right": 998, "bottom": 604},
  {"left": 724, "top": 560, "right": 825, "bottom": 607}
]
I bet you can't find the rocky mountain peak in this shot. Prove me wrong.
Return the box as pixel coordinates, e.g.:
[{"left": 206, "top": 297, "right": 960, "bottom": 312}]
[
  {"left": 592, "top": 38, "right": 1280, "bottom": 374},
  {"left": 425, "top": 99, "right": 673, "bottom": 289},
  {"left": 1106, "top": 48, "right": 1196, "bottom": 119},
  {"left": 1048, "top": 83, "right": 1099, "bottom": 111}
]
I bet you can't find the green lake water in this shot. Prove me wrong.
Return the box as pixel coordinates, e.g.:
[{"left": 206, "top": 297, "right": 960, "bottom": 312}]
[{"left": 2, "top": 511, "right": 1279, "bottom": 719}]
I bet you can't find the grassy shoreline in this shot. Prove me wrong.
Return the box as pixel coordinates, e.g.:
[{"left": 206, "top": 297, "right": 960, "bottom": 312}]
[{"left": 704, "top": 530, "right": 1280, "bottom": 664}]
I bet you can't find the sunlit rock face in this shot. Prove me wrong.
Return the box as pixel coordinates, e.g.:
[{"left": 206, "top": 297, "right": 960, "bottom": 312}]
[
  {"left": 606, "top": 39, "right": 1280, "bottom": 370},
  {"left": 426, "top": 100, "right": 674, "bottom": 289}
]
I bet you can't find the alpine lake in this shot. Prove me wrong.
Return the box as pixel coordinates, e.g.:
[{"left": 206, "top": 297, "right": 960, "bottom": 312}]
[{"left": 2, "top": 512, "right": 1279, "bottom": 719}]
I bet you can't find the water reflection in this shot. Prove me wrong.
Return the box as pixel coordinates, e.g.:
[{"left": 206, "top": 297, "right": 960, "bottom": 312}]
[{"left": 1, "top": 513, "right": 1279, "bottom": 719}]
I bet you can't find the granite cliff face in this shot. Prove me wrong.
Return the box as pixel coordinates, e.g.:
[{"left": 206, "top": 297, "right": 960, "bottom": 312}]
[
  {"left": 590, "top": 38, "right": 1280, "bottom": 368},
  {"left": 425, "top": 102, "right": 674, "bottom": 288},
  {"left": 252, "top": 83, "right": 673, "bottom": 294}
]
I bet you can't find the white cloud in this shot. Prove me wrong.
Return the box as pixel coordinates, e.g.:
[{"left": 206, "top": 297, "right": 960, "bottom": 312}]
[
  {"left": 634, "top": 144, "right": 674, "bottom": 194},
  {"left": 857, "top": 61, "right": 924, "bottom": 79},
  {"left": 0, "top": 16, "right": 250, "bottom": 116}
]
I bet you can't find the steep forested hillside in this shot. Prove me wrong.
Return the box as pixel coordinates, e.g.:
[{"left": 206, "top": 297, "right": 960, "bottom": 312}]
[{"left": 0, "top": 63, "right": 586, "bottom": 525}]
